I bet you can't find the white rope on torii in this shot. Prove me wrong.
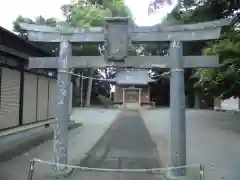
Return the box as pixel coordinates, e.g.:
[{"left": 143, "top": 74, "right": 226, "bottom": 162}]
[{"left": 68, "top": 69, "right": 170, "bottom": 81}]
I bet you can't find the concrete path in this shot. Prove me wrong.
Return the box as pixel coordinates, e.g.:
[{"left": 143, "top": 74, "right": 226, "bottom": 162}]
[
  {"left": 0, "top": 108, "right": 120, "bottom": 180},
  {"left": 57, "top": 109, "right": 163, "bottom": 180},
  {"left": 2, "top": 108, "right": 240, "bottom": 180},
  {"left": 140, "top": 108, "right": 240, "bottom": 180}
]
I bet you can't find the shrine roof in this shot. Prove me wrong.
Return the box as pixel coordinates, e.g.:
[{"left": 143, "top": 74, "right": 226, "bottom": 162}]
[{"left": 109, "top": 69, "right": 156, "bottom": 85}]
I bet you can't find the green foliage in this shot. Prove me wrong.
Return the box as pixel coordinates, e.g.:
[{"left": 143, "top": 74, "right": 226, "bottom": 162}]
[
  {"left": 69, "top": 4, "right": 111, "bottom": 27},
  {"left": 162, "top": 0, "right": 240, "bottom": 98},
  {"left": 68, "top": 0, "right": 130, "bottom": 27},
  {"left": 13, "top": 15, "right": 58, "bottom": 38},
  {"left": 100, "top": 0, "right": 131, "bottom": 17},
  {"left": 13, "top": 15, "right": 33, "bottom": 35},
  {"left": 193, "top": 28, "right": 240, "bottom": 98}
]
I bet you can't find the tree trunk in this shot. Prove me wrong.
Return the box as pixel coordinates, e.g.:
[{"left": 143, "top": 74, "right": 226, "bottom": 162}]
[
  {"left": 185, "top": 94, "right": 189, "bottom": 108},
  {"left": 194, "top": 92, "right": 200, "bottom": 109},
  {"left": 76, "top": 75, "right": 80, "bottom": 92},
  {"left": 86, "top": 68, "right": 94, "bottom": 107},
  {"left": 238, "top": 98, "right": 240, "bottom": 111}
]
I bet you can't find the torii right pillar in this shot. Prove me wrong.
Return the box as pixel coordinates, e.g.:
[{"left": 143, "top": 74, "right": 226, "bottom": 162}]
[
  {"left": 163, "top": 18, "right": 234, "bottom": 177},
  {"left": 169, "top": 40, "right": 186, "bottom": 177}
]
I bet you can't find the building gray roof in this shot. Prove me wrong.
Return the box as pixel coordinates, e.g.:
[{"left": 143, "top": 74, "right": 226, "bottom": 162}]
[{"left": 109, "top": 69, "right": 156, "bottom": 85}]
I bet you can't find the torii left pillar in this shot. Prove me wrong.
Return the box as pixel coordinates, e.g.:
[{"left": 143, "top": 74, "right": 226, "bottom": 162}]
[{"left": 54, "top": 40, "right": 71, "bottom": 170}]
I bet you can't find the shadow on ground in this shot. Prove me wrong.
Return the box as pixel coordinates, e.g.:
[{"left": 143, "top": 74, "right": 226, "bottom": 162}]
[{"left": 80, "top": 109, "right": 161, "bottom": 169}]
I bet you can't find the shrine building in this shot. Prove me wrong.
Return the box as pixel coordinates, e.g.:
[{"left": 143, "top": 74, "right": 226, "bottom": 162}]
[{"left": 110, "top": 69, "right": 157, "bottom": 108}]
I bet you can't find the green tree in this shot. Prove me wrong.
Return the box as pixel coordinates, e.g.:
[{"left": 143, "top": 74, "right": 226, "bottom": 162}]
[
  {"left": 13, "top": 15, "right": 57, "bottom": 38},
  {"left": 193, "top": 28, "right": 240, "bottom": 99},
  {"left": 189, "top": 1, "right": 240, "bottom": 100},
  {"left": 161, "top": 0, "right": 240, "bottom": 103},
  {"left": 65, "top": 0, "right": 130, "bottom": 27}
]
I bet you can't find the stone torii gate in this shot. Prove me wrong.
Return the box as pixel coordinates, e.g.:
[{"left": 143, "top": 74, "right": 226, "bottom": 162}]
[{"left": 20, "top": 17, "right": 233, "bottom": 172}]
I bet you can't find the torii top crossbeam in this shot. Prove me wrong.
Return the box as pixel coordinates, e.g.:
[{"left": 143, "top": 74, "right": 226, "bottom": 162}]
[
  {"left": 19, "top": 17, "right": 234, "bottom": 69},
  {"left": 20, "top": 17, "right": 232, "bottom": 42}
]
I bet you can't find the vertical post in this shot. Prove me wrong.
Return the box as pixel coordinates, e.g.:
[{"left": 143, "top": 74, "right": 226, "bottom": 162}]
[
  {"left": 69, "top": 81, "right": 73, "bottom": 114},
  {"left": 200, "top": 164, "right": 204, "bottom": 180},
  {"left": 139, "top": 88, "right": 141, "bottom": 105},
  {"left": 54, "top": 40, "right": 71, "bottom": 171},
  {"left": 214, "top": 97, "right": 222, "bottom": 110},
  {"left": 80, "top": 72, "right": 83, "bottom": 108},
  {"left": 194, "top": 92, "right": 200, "bottom": 109},
  {"left": 148, "top": 86, "right": 150, "bottom": 102},
  {"left": 123, "top": 88, "right": 125, "bottom": 106},
  {"left": 238, "top": 98, "right": 240, "bottom": 111},
  {"left": 114, "top": 86, "right": 117, "bottom": 103},
  {"left": 0, "top": 68, "right": 2, "bottom": 108},
  {"left": 36, "top": 76, "right": 39, "bottom": 121},
  {"left": 47, "top": 79, "right": 50, "bottom": 119},
  {"left": 110, "top": 88, "right": 112, "bottom": 100},
  {"left": 19, "top": 65, "right": 24, "bottom": 126},
  {"left": 169, "top": 40, "right": 186, "bottom": 176},
  {"left": 86, "top": 69, "right": 93, "bottom": 107}
]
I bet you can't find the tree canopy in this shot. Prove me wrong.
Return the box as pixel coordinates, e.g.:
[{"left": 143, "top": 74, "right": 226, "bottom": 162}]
[
  {"left": 162, "top": 0, "right": 240, "bottom": 99},
  {"left": 12, "top": 0, "right": 240, "bottom": 101},
  {"left": 190, "top": 1, "right": 240, "bottom": 99}
]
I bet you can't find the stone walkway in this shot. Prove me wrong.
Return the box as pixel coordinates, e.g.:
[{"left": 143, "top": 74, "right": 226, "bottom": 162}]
[{"left": 55, "top": 110, "right": 163, "bottom": 180}]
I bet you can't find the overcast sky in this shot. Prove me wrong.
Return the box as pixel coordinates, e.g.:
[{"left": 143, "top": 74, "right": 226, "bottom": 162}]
[
  {"left": 0, "top": 0, "right": 68, "bottom": 31},
  {"left": 0, "top": 0, "right": 178, "bottom": 31}
]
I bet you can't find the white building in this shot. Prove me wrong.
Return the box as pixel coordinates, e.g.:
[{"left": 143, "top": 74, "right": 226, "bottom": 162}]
[{"left": 214, "top": 97, "right": 240, "bottom": 112}]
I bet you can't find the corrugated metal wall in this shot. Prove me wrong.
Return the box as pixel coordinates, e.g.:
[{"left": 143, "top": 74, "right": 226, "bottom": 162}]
[
  {"left": 37, "top": 76, "right": 49, "bottom": 121},
  {"left": 23, "top": 73, "right": 38, "bottom": 124},
  {"left": 0, "top": 66, "right": 73, "bottom": 130},
  {"left": 0, "top": 68, "right": 20, "bottom": 130},
  {"left": 48, "top": 79, "right": 56, "bottom": 119},
  {"left": 22, "top": 74, "right": 58, "bottom": 124}
]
